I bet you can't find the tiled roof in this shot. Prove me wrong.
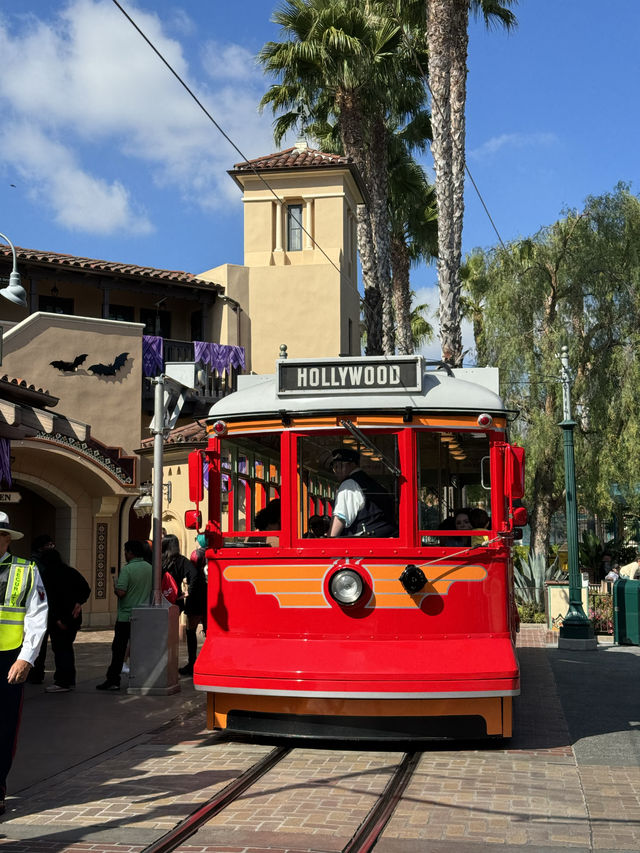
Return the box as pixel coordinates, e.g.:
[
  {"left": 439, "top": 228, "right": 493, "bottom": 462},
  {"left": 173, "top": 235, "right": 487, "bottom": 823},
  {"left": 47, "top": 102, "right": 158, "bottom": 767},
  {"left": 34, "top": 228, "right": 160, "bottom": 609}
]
[
  {"left": 0, "top": 246, "right": 222, "bottom": 291},
  {"left": 230, "top": 142, "right": 368, "bottom": 203},
  {"left": 0, "top": 375, "right": 58, "bottom": 408},
  {"left": 233, "top": 144, "right": 354, "bottom": 172},
  {"left": 139, "top": 419, "right": 207, "bottom": 450}
]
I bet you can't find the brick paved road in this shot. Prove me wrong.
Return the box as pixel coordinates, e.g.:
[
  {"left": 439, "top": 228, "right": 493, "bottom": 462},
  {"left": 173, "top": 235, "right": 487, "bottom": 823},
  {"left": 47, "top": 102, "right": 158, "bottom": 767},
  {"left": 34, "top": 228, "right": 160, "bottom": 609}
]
[{"left": 0, "top": 626, "right": 639, "bottom": 853}]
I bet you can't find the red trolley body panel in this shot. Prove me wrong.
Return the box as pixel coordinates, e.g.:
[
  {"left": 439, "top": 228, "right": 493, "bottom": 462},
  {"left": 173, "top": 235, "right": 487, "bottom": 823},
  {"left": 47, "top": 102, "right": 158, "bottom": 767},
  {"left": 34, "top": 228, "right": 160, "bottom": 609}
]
[{"left": 190, "top": 358, "right": 524, "bottom": 739}]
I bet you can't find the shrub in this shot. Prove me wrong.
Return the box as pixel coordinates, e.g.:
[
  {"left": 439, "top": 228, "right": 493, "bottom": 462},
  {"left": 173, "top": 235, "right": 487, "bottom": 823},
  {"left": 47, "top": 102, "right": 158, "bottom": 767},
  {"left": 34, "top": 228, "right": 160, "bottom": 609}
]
[
  {"left": 517, "top": 603, "right": 546, "bottom": 623},
  {"left": 589, "top": 593, "right": 613, "bottom": 634},
  {"left": 579, "top": 530, "right": 604, "bottom": 576},
  {"left": 514, "top": 549, "right": 564, "bottom": 611}
]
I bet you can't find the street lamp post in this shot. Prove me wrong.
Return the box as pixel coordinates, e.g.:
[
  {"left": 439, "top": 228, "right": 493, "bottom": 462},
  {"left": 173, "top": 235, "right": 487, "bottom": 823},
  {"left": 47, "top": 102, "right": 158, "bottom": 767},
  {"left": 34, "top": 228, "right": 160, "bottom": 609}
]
[
  {"left": 557, "top": 345, "right": 597, "bottom": 650},
  {"left": 0, "top": 233, "right": 28, "bottom": 307}
]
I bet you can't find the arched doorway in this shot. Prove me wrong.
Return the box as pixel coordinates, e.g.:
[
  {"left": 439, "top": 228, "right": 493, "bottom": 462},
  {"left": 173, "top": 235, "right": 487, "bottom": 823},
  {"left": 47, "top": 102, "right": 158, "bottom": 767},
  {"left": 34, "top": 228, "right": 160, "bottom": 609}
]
[{"left": 4, "top": 479, "right": 71, "bottom": 562}]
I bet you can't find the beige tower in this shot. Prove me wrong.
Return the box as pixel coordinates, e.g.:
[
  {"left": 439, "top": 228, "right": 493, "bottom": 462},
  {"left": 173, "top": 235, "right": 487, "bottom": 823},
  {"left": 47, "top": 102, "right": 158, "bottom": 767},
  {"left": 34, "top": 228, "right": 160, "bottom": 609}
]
[{"left": 225, "top": 141, "right": 366, "bottom": 374}]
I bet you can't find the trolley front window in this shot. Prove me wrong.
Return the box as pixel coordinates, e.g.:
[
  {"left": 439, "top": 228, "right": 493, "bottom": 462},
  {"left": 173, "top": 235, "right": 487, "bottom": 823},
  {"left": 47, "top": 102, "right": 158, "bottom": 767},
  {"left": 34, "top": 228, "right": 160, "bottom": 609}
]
[
  {"left": 297, "top": 432, "right": 399, "bottom": 539},
  {"left": 417, "top": 430, "right": 492, "bottom": 545}
]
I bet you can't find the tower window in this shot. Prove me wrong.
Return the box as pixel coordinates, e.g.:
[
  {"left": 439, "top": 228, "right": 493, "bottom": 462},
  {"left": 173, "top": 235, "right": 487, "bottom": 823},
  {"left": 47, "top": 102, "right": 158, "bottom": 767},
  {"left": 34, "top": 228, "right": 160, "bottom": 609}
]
[{"left": 287, "top": 204, "right": 303, "bottom": 252}]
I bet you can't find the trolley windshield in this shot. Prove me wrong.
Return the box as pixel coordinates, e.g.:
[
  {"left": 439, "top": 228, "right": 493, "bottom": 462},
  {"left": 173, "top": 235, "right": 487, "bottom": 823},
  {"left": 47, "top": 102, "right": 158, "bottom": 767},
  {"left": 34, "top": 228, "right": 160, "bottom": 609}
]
[{"left": 216, "top": 425, "right": 492, "bottom": 547}]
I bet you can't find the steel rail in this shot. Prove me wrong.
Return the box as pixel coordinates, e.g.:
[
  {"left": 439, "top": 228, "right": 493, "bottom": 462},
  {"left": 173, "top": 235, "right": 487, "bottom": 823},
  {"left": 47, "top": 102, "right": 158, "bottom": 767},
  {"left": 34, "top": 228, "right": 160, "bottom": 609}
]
[
  {"left": 140, "top": 745, "right": 290, "bottom": 853},
  {"left": 342, "top": 751, "right": 422, "bottom": 853}
]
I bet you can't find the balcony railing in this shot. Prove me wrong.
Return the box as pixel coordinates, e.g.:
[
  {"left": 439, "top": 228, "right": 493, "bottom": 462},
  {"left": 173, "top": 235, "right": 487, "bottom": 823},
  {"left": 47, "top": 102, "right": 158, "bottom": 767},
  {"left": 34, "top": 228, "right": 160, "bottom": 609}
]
[
  {"left": 164, "top": 338, "right": 195, "bottom": 363},
  {"left": 142, "top": 336, "right": 245, "bottom": 415}
]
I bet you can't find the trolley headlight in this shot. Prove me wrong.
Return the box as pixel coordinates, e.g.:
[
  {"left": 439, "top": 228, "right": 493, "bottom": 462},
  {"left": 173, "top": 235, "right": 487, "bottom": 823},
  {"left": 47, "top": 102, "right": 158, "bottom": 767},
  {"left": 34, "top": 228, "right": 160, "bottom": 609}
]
[{"left": 329, "top": 569, "right": 364, "bottom": 606}]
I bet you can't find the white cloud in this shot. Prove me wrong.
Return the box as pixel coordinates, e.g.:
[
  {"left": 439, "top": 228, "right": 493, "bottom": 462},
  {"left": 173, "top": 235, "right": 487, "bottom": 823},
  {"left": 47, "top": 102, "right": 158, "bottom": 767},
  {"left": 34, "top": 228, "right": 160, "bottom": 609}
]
[
  {"left": 167, "top": 7, "right": 196, "bottom": 38},
  {"left": 202, "top": 41, "right": 261, "bottom": 82},
  {"left": 0, "top": 0, "right": 277, "bottom": 235},
  {"left": 469, "top": 131, "right": 558, "bottom": 160},
  {"left": 0, "top": 121, "right": 152, "bottom": 235}
]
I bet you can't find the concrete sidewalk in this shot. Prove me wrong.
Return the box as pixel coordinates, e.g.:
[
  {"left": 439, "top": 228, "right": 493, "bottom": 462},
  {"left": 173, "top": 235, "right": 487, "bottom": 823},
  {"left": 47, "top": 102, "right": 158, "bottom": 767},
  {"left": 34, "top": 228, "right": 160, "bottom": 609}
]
[{"left": 9, "top": 629, "right": 205, "bottom": 793}]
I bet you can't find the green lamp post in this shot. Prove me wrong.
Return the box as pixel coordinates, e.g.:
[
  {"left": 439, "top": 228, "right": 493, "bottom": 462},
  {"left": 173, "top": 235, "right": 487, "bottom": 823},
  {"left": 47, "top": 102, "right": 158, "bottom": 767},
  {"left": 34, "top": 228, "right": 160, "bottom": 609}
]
[{"left": 557, "top": 345, "right": 596, "bottom": 650}]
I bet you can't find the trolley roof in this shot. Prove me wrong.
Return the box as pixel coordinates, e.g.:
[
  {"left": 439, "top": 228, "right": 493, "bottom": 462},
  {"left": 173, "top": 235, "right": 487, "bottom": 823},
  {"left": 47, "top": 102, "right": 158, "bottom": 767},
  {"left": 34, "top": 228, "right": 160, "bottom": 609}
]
[{"left": 207, "top": 357, "right": 506, "bottom": 421}]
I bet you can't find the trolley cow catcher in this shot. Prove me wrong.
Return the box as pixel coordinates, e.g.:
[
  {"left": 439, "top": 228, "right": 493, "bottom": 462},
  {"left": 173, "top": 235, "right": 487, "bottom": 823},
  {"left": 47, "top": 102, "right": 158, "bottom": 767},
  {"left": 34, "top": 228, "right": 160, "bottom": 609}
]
[{"left": 186, "top": 356, "right": 526, "bottom": 739}]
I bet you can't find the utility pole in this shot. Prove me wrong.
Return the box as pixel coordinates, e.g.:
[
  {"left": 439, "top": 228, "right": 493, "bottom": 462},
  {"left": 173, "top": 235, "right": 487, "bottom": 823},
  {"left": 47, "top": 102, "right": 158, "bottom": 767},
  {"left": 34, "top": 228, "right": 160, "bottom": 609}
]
[{"left": 557, "top": 345, "right": 596, "bottom": 650}]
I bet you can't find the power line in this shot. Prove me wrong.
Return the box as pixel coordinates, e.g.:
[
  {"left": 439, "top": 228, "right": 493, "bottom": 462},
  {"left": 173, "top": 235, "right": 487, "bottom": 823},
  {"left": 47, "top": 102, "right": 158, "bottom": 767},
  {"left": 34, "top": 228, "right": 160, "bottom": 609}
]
[{"left": 109, "top": 0, "right": 345, "bottom": 281}]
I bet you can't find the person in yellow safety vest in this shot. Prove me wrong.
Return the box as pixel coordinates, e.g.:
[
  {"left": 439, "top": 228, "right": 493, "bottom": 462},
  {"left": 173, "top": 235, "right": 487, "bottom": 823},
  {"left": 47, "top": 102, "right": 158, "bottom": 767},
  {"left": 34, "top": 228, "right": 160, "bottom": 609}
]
[{"left": 0, "top": 512, "right": 48, "bottom": 817}]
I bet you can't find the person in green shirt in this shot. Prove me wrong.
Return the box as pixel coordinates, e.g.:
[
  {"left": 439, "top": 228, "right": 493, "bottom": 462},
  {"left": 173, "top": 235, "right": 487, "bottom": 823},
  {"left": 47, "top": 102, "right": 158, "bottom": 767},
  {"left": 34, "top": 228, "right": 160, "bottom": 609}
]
[{"left": 96, "top": 540, "right": 152, "bottom": 691}]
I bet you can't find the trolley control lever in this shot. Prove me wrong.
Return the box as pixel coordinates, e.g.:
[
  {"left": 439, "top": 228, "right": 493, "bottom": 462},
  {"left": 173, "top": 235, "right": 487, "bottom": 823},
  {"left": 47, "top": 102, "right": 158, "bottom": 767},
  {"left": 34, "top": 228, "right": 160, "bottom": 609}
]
[{"left": 339, "top": 419, "right": 401, "bottom": 476}]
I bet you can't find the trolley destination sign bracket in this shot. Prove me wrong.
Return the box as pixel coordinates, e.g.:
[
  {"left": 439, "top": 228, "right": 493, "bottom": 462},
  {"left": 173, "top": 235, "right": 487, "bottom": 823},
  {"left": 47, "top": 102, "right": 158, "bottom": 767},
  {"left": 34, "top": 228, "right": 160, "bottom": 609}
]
[{"left": 277, "top": 356, "right": 423, "bottom": 395}]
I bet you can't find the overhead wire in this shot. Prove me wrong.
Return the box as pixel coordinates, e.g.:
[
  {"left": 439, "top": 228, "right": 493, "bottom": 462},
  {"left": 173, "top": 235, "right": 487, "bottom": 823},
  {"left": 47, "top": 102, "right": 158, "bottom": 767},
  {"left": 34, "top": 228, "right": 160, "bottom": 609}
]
[{"left": 109, "top": 0, "right": 346, "bottom": 282}]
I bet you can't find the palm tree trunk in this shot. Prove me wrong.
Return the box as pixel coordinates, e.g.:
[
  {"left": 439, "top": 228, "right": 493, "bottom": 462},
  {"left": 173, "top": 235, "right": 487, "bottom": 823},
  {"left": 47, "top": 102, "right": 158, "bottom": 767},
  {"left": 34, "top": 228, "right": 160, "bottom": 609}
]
[
  {"left": 427, "top": 0, "right": 465, "bottom": 366},
  {"left": 368, "top": 115, "right": 395, "bottom": 354},
  {"left": 338, "top": 90, "right": 385, "bottom": 355},
  {"left": 391, "top": 233, "right": 413, "bottom": 354},
  {"left": 358, "top": 208, "right": 383, "bottom": 354},
  {"left": 449, "top": 2, "right": 468, "bottom": 363}
]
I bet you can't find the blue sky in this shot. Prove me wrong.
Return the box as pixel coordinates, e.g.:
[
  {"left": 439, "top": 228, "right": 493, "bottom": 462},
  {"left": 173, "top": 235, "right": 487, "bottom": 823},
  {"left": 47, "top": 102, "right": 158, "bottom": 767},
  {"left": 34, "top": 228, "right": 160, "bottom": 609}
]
[{"left": 1, "top": 1, "right": 639, "bottom": 361}]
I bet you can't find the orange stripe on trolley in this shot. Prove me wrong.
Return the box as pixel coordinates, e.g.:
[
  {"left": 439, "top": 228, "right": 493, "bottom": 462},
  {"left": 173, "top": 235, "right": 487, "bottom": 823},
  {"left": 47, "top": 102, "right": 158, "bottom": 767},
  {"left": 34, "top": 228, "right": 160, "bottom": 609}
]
[
  {"left": 209, "top": 415, "right": 506, "bottom": 433},
  {"left": 223, "top": 561, "right": 488, "bottom": 609},
  {"left": 252, "top": 580, "right": 325, "bottom": 593},
  {"left": 225, "top": 564, "right": 327, "bottom": 580},
  {"left": 273, "top": 594, "right": 328, "bottom": 607}
]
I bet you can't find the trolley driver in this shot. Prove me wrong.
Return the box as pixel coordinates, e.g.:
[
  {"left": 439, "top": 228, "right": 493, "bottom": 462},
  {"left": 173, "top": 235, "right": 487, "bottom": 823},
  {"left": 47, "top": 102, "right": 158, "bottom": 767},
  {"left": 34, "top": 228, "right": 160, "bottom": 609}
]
[{"left": 328, "top": 448, "right": 397, "bottom": 538}]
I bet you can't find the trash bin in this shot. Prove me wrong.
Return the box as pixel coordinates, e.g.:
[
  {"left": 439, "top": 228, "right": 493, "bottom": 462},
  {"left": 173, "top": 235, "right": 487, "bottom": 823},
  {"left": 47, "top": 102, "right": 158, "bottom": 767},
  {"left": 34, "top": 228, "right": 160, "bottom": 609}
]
[{"left": 614, "top": 578, "right": 640, "bottom": 644}]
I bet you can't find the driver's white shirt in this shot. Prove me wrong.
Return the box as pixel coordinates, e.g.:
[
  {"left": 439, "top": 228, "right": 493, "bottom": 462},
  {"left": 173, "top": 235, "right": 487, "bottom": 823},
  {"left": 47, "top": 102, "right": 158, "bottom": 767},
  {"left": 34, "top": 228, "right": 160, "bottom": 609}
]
[{"left": 333, "top": 477, "right": 365, "bottom": 528}]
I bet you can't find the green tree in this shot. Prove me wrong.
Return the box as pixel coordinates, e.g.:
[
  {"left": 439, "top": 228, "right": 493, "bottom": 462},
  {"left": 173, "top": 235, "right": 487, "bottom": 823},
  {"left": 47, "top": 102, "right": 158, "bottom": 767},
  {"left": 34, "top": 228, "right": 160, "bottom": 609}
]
[
  {"left": 474, "top": 185, "right": 640, "bottom": 558},
  {"left": 425, "top": 0, "right": 517, "bottom": 365},
  {"left": 259, "top": 0, "right": 429, "bottom": 354},
  {"left": 460, "top": 248, "right": 491, "bottom": 365},
  {"left": 410, "top": 292, "right": 435, "bottom": 350}
]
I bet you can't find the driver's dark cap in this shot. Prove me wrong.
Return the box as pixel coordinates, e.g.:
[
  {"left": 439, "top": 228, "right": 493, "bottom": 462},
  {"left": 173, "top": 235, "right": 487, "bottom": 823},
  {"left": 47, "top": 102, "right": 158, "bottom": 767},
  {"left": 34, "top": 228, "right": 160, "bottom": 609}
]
[{"left": 330, "top": 447, "right": 359, "bottom": 466}]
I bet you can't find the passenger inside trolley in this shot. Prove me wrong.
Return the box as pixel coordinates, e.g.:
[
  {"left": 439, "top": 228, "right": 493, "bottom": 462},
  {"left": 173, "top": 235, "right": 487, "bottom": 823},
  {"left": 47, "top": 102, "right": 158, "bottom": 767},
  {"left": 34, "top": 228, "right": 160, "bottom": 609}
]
[{"left": 304, "top": 514, "right": 331, "bottom": 538}]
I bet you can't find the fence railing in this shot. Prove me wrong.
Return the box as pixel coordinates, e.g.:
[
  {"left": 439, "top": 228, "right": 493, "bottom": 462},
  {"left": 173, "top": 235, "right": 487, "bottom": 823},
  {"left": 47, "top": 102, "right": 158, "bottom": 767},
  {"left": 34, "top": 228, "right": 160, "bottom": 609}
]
[{"left": 516, "top": 583, "right": 614, "bottom": 634}]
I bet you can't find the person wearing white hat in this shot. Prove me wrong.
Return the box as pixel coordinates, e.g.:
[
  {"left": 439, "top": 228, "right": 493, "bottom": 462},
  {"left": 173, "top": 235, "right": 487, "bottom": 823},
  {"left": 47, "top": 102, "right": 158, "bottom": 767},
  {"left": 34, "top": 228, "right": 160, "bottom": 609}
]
[{"left": 0, "top": 512, "right": 48, "bottom": 816}]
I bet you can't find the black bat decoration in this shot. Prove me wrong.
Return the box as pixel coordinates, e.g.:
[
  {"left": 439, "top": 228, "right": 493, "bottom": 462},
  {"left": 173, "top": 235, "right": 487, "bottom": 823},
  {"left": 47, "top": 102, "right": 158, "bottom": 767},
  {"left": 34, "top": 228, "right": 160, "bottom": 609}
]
[
  {"left": 50, "top": 353, "right": 88, "bottom": 372},
  {"left": 88, "top": 352, "right": 129, "bottom": 376}
]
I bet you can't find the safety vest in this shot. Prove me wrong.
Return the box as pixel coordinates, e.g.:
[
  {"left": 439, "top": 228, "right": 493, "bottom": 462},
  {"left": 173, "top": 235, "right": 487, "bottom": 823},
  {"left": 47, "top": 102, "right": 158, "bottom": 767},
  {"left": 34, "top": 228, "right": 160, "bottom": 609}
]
[{"left": 0, "top": 555, "right": 35, "bottom": 651}]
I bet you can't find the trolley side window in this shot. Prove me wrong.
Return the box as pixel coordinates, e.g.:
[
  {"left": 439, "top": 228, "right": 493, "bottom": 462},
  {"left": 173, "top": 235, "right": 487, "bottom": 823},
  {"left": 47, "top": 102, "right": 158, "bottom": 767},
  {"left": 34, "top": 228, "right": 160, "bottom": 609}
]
[
  {"left": 417, "top": 430, "right": 491, "bottom": 545},
  {"left": 297, "top": 432, "right": 400, "bottom": 538},
  {"left": 220, "top": 433, "right": 281, "bottom": 546}
]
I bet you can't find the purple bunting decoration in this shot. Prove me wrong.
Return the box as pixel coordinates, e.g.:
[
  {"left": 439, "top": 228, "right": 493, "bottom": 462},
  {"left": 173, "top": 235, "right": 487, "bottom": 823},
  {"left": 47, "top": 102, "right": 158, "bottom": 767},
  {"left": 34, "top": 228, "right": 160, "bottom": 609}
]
[
  {"left": 0, "top": 438, "right": 12, "bottom": 488},
  {"left": 194, "top": 341, "right": 245, "bottom": 375},
  {"left": 142, "top": 335, "right": 164, "bottom": 377}
]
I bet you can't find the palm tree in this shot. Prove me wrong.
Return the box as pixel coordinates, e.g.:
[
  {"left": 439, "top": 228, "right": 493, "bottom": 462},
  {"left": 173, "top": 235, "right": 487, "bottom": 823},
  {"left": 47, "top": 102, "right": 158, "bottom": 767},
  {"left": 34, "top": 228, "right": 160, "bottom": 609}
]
[
  {"left": 460, "top": 248, "right": 491, "bottom": 364},
  {"left": 426, "top": 0, "right": 517, "bottom": 365},
  {"left": 387, "top": 131, "right": 438, "bottom": 353},
  {"left": 259, "top": 0, "right": 429, "bottom": 354},
  {"left": 309, "top": 104, "right": 435, "bottom": 353},
  {"left": 410, "top": 292, "right": 435, "bottom": 351}
]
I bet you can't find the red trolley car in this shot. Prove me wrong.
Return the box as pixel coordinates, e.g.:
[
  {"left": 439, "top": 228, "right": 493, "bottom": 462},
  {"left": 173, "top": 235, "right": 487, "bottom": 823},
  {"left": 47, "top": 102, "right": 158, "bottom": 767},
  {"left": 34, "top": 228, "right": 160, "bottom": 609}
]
[{"left": 186, "top": 356, "right": 526, "bottom": 739}]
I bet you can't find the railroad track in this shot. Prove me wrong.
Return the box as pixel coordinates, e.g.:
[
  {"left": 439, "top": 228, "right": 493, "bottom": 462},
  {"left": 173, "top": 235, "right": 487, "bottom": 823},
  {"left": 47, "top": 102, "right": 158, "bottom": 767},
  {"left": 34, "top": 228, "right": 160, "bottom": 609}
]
[{"left": 141, "top": 746, "right": 421, "bottom": 853}]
